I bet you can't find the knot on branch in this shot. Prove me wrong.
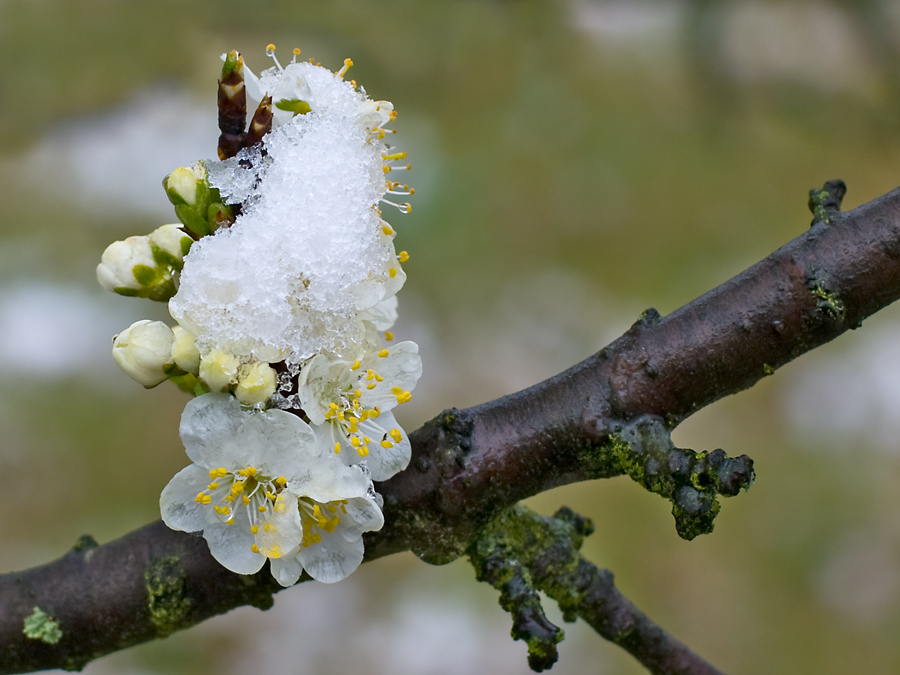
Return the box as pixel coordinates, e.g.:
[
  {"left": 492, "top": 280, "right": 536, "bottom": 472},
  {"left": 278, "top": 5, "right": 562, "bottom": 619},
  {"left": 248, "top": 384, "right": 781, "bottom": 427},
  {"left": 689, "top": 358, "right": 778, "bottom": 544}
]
[
  {"left": 808, "top": 179, "right": 846, "bottom": 226},
  {"left": 608, "top": 417, "right": 754, "bottom": 540},
  {"left": 467, "top": 505, "right": 593, "bottom": 672}
]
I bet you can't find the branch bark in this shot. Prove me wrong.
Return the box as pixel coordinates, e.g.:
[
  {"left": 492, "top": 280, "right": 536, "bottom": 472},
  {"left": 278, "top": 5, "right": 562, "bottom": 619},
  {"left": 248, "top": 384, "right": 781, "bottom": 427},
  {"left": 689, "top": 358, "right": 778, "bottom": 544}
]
[{"left": 4, "top": 183, "right": 900, "bottom": 673}]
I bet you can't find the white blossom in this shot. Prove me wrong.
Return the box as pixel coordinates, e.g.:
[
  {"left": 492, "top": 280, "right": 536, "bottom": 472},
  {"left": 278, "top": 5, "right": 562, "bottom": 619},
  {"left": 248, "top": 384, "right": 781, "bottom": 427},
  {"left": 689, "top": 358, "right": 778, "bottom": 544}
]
[
  {"left": 299, "top": 341, "right": 421, "bottom": 481},
  {"left": 161, "top": 394, "right": 381, "bottom": 585}
]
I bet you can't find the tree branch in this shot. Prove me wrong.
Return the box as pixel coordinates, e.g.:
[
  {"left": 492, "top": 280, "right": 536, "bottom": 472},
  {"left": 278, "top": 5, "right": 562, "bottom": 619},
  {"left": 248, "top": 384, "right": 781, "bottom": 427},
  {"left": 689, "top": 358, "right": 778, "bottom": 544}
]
[{"left": 4, "top": 182, "right": 900, "bottom": 673}]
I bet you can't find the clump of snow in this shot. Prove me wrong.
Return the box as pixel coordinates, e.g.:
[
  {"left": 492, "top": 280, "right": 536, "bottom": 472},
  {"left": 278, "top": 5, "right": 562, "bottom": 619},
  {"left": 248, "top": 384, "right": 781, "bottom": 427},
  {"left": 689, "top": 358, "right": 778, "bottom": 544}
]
[{"left": 170, "top": 63, "right": 396, "bottom": 362}]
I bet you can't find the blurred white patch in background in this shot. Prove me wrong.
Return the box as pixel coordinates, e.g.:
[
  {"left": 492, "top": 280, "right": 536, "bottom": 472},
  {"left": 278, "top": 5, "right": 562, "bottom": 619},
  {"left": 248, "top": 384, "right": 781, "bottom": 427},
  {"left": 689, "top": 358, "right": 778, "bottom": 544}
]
[
  {"left": 814, "top": 527, "right": 900, "bottom": 624},
  {"left": 717, "top": 1, "right": 876, "bottom": 93},
  {"left": 780, "top": 316, "right": 900, "bottom": 454},
  {"left": 0, "top": 283, "right": 149, "bottom": 379},
  {"left": 16, "top": 85, "right": 217, "bottom": 221},
  {"left": 571, "top": 0, "right": 686, "bottom": 44}
]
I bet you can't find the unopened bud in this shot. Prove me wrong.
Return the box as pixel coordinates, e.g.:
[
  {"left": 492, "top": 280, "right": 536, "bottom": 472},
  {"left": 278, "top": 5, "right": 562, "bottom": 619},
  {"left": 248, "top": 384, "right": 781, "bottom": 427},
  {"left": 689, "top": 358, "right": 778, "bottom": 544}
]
[
  {"left": 234, "top": 361, "right": 277, "bottom": 405},
  {"left": 149, "top": 224, "right": 193, "bottom": 271},
  {"left": 199, "top": 349, "right": 241, "bottom": 392},
  {"left": 97, "top": 233, "right": 178, "bottom": 302},
  {"left": 171, "top": 325, "right": 201, "bottom": 374},
  {"left": 112, "top": 320, "right": 176, "bottom": 388}
]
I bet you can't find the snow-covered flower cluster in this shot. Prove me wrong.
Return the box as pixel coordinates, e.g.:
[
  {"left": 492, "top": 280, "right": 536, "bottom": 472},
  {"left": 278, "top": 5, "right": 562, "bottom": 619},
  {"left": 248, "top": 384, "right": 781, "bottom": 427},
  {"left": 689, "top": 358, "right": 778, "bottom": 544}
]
[{"left": 97, "top": 46, "right": 419, "bottom": 585}]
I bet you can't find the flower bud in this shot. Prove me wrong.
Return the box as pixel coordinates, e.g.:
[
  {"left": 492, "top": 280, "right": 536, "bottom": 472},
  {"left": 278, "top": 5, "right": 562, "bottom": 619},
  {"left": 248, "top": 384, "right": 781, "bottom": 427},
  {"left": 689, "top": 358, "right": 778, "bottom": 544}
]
[
  {"left": 164, "top": 167, "right": 200, "bottom": 206},
  {"left": 149, "top": 224, "right": 193, "bottom": 271},
  {"left": 97, "top": 236, "right": 155, "bottom": 296},
  {"left": 199, "top": 349, "right": 241, "bottom": 392},
  {"left": 234, "top": 361, "right": 277, "bottom": 405},
  {"left": 171, "top": 325, "right": 201, "bottom": 374},
  {"left": 112, "top": 320, "right": 176, "bottom": 388}
]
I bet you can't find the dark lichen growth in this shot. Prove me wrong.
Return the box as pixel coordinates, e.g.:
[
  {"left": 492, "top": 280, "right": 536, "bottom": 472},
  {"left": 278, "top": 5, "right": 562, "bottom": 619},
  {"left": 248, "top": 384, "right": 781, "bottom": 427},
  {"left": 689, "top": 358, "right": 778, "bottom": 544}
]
[
  {"left": 762, "top": 363, "right": 775, "bottom": 376},
  {"left": 808, "top": 179, "right": 846, "bottom": 226},
  {"left": 145, "top": 556, "right": 192, "bottom": 637},
  {"left": 23, "top": 607, "right": 63, "bottom": 645},
  {"left": 806, "top": 270, "right": 845, "bottom": 322},
  {"left": 607, "top": 417, "right": 754, "bottom": 539},
  {"left": 468, "top": 506, "right": 593, "bottom": 671}
]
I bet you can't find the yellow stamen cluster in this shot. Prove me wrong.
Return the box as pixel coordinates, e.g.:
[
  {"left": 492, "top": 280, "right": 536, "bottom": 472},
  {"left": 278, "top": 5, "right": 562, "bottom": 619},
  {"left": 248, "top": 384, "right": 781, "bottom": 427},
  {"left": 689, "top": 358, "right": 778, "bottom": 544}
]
[
  {"left": 299, "top": 498, "right": 347, "bottom": 548},
  {"left": 193, "top": 464, "right": 289, "bottom": 537}
]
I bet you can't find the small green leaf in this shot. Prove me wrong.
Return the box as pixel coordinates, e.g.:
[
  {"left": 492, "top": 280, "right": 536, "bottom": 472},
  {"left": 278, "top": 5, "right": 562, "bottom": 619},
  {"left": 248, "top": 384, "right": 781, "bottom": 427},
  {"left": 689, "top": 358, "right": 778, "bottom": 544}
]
[{"left": 275, "top": 98, "right": 312, "bottom": 115}]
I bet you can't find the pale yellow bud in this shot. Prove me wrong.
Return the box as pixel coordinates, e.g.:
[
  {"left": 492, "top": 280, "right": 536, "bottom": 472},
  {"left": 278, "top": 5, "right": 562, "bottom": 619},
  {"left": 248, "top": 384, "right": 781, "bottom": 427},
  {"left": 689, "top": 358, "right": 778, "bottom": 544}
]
[
  {"left": 165, "top": 167, "right": 199, "bottom": 206},
  {"left": 171, "top": 326, "right": 201, "bottom": 374},
  {"left": 234, "top": 361, "right": 278, "bottom": 405},
  {"left": 199, "top": 349, "right": 241, "bottom": 391}
]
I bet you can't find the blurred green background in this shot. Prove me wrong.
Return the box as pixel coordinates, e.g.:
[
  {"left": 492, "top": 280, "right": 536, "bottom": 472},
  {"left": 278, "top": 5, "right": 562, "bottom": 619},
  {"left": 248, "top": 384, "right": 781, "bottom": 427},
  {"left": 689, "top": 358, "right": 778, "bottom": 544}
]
[{"left": 4, "top": 1, "right": 900, "bottom": 673}]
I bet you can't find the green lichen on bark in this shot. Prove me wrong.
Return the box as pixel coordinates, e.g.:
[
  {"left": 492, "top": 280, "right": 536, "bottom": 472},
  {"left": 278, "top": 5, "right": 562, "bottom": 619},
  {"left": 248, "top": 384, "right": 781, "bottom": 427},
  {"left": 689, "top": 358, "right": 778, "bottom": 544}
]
[
  {"left": 145, "top": 556, "right": 192, "bottom": 637},
  {"left": 468, "top": 505, "right": 593, "bottom": 671},
  {"left": 808, "top": 179, "right": 846, "bottom": 226},
  {"left": 23, "top": 607, "right": 63, "bottom": 645},
  {"left": 607, "top": 417, "right": 754, "bottom": 539}
]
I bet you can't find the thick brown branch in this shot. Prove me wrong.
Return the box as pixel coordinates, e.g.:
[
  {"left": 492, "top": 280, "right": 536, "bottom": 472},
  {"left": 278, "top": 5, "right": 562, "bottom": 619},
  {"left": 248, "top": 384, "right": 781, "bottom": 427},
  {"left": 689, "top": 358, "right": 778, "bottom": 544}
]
[{"left": 4, "top": 184, "right": 900, "bottom": 672}]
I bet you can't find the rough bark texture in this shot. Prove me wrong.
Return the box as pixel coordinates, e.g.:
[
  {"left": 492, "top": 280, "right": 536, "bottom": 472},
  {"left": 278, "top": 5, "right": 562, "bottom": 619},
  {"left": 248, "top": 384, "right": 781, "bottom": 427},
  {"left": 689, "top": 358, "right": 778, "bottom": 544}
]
[{"left": 4, "top": 183, "right": 900, "bottom": 674}]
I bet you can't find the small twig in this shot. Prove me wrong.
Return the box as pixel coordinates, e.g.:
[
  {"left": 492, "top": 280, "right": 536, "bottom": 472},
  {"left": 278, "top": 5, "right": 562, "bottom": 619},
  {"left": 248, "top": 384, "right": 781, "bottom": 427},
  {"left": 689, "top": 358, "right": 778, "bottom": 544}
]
[{"left": 469, "top": 506, "right": 727, "bottom": 675}]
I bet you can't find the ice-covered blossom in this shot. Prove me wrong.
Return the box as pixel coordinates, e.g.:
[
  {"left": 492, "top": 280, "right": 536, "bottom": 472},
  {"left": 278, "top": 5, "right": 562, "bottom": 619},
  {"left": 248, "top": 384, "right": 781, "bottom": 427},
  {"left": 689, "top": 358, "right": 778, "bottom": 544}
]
[
  {"left": 299, "top": 341, "right": 421, "bottom": 481},
  {"left": 161, "top": 394, "right": 383, "bottom": 585},
  {"left": 99, "top": 46, "right": 416, "bottom": 585},
  {"left": 112, "top": 320, "right": 177, "bottom": 387},
  {"left": 169, "top": 52, "right": 410, "bottom": 362}
]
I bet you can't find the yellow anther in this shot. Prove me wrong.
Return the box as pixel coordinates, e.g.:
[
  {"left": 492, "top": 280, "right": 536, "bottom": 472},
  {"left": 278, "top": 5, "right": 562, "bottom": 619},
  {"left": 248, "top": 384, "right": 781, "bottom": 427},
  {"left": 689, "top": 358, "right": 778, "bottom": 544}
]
[
  {"left": 328, "top": 504, "right": 338, "bottom": 513},
  {"left": 251, "top": 525, "right": 259, "bottom": 534},
  {"left": 366, "top": 368, "right": 375, "bottom": 379},
  {"left": 398, "top": 251, "right": 410, "bottom": 263},
  {"left": 202, "top": 495, "right": 212, "bottom": 505},
  {"left": 313, "top": 504, "right": 321, "bottom": 518},
  {"left": 363, "top": 436, "right": 371, "bottom": 444},
  {"left": 266, "top": 491, "right": 276, "bottom": 500},
  {"left": 385, "top": 331, "right": 394, "bottom": 341},
  {"left": 226, "top": 518, "right": 234, "bottom": 525},
  {"left": 195, "top": 492, "right": 205, "bottom": 503},
  {"left": 351, "top": 360, "right": 361, "bottom": 370},
  {"left": 258, "top": 505, "right": 267, "bottom": 513},
  {"left": 266, "top": 44, "right": 276, "bottom": 53},
  {"left": 208, "top": 482, "right": 219, "bottom": 490},
  {"left": 209, "top": 469, "right": 218, "bottom": 480},
  {"left": 275, "top": 476, "right": 287, "bottom": 486},
  {"left": 378, "top": 349, "right": 389, "bottom": 358},
  {"left": 358, "top": 446, "right": 369, "bottom": 457},
  {"left": 246, "top": 466, "right": 257, "bottom": 476},
  {"left": 397, "top": 391, "right": 412, "bottom": 404},
  {"left": 383, "top": 152, "right": 407, "bottom": 161},
  {"left": 225, "top": 495, "right": 234, "bottom": 502},
  {"left": 221, "top": 506, "right": 231, "bottom": 515},
  {"left": 338, "top": 57, "right": 354, "bottom": 77},
  {"left": 372, "top": 407, "right": 381, "bottom": 418},
  {"left": 405, "top": 203, "right": 412, "bottom": 212},
  {"left": 213, "top": 505, "right": 221, "bottom": 514},
  {"left": 375, "top": 373, "right": 384, "bottom": 382},
  {"left": 352, "top": 399, "right": 360, "bottom": 409},
  {"left": 354, "top": 389, "right": 362, "bottom": 398},
  {"left": 218, "top": 468, "right": 228, "bottom": 477},
  {"left": 390, "top": 110, "right": 398, "bottom": 121},
  {"left": 231, "top": 482, "right": 244, "bottom": 495},
  {"left": 359, "top": 410, "right": 369, "bottom": 421},
  {"left": 381, "top": 439, "right": 394, "bottom": 449},
  {"left": 334, "top": 441, "right": 342, "bottom": 454},
  {"left": 383, "top": 166, "right": 392, "bottom": 174},
  {"left": 389, "top": 268, "right": 397, "bottom": 278},
  {"left": 367, "top": 383, "right": 377, "bottom": 390},
  {"left": 391, "top": 386, "right": 402, "bottom": 394},
  {"left": 341, "top": 502, "right": 348, "bottom": 514},
  {"left": 382, "top": 225, "right": 394, "bottom": 236},
  {"left": 390, "top": 428, "right": 403, "bottom": 442},
  {"left": 251, "top": 544, "right": 260, "bottom": 553},
  {"left": 243, "top": 495, "right": 250, "bottom": 505},
  {"left": 352, "top": 436, "right": 361, "bottom": 447},
  {"left": 293, "top": 47, "right": 301, "bottom": 55},
  {"left": 312, "top": 532, "right": 322, "bottom": 544}
]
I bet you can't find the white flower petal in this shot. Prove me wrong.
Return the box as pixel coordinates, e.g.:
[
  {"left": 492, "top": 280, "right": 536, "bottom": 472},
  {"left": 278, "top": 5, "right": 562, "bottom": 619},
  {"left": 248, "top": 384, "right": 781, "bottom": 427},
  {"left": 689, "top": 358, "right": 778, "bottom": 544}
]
[
  {"left": 205, "top": 517, "right": 267, "bottom": 575},
  {"left": 358, "top": 411, "right": 411, "bottom": 481},
  {"left": 160, "top": 464, "right": 214, "bottom": 533},
  {"left": 298, "top": 529, "right": 365, "bottom": 584},
  {"left": 269, "top": 555, "right": 304, "bottom": 587}
]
